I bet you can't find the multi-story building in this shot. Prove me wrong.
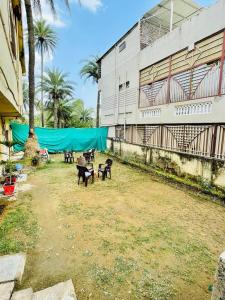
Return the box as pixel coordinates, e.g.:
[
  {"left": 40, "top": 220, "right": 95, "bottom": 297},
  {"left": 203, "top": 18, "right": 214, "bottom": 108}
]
[
  {"left": 98, "top": 0, "right": 225, "bottom": 160},
  {"left": 0, "top": 0, "right": 25, "bottom": 158}
]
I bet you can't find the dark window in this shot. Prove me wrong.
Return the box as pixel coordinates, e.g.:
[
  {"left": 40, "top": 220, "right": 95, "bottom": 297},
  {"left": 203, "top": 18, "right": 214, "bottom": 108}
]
[
  {"left": 126, "top": 81, "right": 130, "bottom": 88},
  {"left": 119, "top": 84, "right": 123, "bottom": 91},
  {"left": 119, "top": 41, "right": 126, "bottom": 52}
]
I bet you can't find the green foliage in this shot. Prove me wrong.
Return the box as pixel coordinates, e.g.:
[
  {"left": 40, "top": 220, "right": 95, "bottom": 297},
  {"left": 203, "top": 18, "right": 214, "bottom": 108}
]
[
  {"left": 46, "top": 98, "right": 94, "bottom": 128},
  {"left": 42, "top": 68, "right": 74, "bottom": 103},
  {"left": 42, "top": 68, "right": 74, "bottom": 127},
  {"left": 31, "top": 155, "right": 40, "bottom": 167},
  {"left": 34, "top": 19, "right": 57, "bottom": 54},
  {"left": 80, "top": 55, "right": 100, "bottom": 84},
  {"left": 4, "top": 160, "right": 16, "bottom": 174}
]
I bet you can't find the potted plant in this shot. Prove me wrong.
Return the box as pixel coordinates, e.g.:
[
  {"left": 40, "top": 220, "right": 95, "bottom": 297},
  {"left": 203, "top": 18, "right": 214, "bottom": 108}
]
[
  {"left": 0, "top": 140, "right": 18, "bottom": 196},
  {"left": 31, "top": 155, "right": 40, "bottom": 167},
  {"left": 2, "top": 160, "right": 16, "bottom": 196}
]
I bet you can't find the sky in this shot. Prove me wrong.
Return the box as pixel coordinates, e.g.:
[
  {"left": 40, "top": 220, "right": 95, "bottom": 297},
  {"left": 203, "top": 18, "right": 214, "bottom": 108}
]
[{"left": 27, "top": 0, "right": 216, "bottom": 110}]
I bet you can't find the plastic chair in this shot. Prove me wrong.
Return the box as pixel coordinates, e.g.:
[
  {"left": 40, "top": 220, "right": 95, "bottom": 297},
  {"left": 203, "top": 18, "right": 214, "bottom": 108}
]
[
  {"left": 77, "top": 165, "right": 94, "bottom": 187},
  {"left": 98, "top": 159, "right": 113, "bottom": 181}
]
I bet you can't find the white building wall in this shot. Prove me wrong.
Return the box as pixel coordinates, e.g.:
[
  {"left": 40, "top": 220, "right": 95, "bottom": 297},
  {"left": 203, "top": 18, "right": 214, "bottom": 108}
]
[
  {"left": 99, "top": 0, "right": 225, "bottom": 130},
  {"left": 99, "top": 24, "right": 140, "bottom": 128}
]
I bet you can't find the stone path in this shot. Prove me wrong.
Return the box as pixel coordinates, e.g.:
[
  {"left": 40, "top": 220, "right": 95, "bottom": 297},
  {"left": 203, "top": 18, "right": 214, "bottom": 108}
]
[{"left": 0, "top": 253, "right": 77, "bottom": 300}]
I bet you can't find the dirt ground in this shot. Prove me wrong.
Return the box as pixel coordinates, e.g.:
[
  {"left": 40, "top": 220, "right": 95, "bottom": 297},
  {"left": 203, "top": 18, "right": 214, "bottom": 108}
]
[{"left": 3, "top": 153, "right": 225, "bottom": 299}]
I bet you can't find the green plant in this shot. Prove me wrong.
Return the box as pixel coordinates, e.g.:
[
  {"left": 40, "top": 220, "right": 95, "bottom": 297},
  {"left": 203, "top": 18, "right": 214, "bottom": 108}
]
[
  {"left": 4, "top": 160, "right": 16, "bottom": 174},
  {"left": 34, "top": 19, "right": 57, "bottom": 127},
  {"left": 80, "top": 55, "right": 101, "bottom": 127},
  {"left": 31, "top": 155, "right": 40, "bottom": 166}
]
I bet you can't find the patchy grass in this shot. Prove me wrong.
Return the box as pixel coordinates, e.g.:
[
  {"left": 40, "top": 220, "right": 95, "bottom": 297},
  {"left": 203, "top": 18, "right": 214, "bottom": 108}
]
[
  {"left": 2, "top": 153, "right": 225, "bottom": 300},
  {"left": 0, "top": 194, "right": 39, "bottom": 254}
]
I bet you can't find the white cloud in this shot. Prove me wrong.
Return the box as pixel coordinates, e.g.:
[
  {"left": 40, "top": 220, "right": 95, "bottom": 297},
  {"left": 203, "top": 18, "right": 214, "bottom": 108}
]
[
  {"left": 74, "top": 0, "right": 103, "bottom": 12},
  {"left": 24, "top": 51, "right": 53, "bottom": 81},
  {"left": 34, "top": 0, "right": 66, "bottom": 28}
]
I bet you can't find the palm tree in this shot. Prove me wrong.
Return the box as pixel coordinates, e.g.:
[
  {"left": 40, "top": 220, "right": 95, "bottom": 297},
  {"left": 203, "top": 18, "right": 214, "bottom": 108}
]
[
  {"left": 23, "top": 0, "right": 70, "bottom": 136},
  {"left": 22, "top": 81, "right": 29, "bottom": 113},
  {"left": 47, "top": 99, "right": 73, "bottom": 128},
  {"left": 72, "top": 100, "right": 93, "bottom": 122},
  {"left": 80, "top": 55, "right": 100, "bottom": 127},
  {"left": 70, "top": 99, "right": 94, "bottom": 128},
  {"left": 42, "top": 68, "right": 74, "bottom": 128},
  {"left": 34, "top": 20, "right": 57, "bottom": 127}
]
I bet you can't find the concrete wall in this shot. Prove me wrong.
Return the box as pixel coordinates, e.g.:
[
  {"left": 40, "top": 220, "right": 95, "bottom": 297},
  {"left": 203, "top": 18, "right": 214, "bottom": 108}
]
[
  {"left": 107, "top": 139, "right": 225, "bottom": 188},
  {"left": 0, "top": 117, "right": 13, "bottom": 161},
  {"left": 0, "top": 0, "right": 24, "bottom": 117}
]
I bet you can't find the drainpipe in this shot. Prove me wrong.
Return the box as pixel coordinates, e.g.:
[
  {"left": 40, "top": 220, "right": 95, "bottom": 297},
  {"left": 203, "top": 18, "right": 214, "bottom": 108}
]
[
  {"left": 124, "top": 71, "right": 127, "bottom": 141},
  {"left": 170, "top": 0, "right": 174, "bottom": 32}
]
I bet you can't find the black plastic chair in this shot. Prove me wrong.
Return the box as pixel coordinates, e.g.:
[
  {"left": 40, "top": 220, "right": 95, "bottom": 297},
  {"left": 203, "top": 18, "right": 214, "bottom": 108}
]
[
  {"left": 64, "top": 151, "right": 74, "bottom": 164},
  {"left": 77, "top": 165, "right": 94, "bottom": 187},
  {"left": 90, "top": 149, "right": 95, "bottom": 161},
  {"left": 83, "top": 149, "right": 95, "bottom": 163},
  {"left": 98, "top": 159, "right": 113, "bottom": 181},
  {"left": 83, "top": 151, "right": 91, "bottom": 163}
]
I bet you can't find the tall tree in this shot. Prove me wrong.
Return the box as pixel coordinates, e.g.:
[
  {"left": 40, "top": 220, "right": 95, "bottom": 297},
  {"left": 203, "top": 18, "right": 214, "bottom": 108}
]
[
  {"left": 22, "top": 81, "right": 29, "bottom": 113},
  {"left": 80, "top": 56, "right": 100, "bottom": 127},
  {"left": 47, "top": 99, "right": 73, "bottom": 128},
  {"left": 23, "top": 0, "right": 70, "bottom": 157},
  {"left": 71, "top": 99, "right": 93, "bottom": 122},
  {"left": 34, "top": 19, "right": 57, "bottom": 127},
  {"left": 42, "top": 68, "right": 74, "bottom": 128},
  {"left": 24, "top": 0, "right": 36, "bottom": 136}
]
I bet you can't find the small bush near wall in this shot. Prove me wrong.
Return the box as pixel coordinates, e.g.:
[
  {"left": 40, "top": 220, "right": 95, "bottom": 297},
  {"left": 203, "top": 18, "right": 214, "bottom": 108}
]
[{"left": 153, "top": 156, "right": 182, "bottom": 176}]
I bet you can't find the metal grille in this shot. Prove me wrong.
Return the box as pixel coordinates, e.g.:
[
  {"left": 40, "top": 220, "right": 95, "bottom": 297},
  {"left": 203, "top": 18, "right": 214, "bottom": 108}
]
[
  {"left": 140, "top": 79, "right": 168, "bottom": 107},
  {"left": 170, "top": 61, "right": 221, "bottom": 103}
]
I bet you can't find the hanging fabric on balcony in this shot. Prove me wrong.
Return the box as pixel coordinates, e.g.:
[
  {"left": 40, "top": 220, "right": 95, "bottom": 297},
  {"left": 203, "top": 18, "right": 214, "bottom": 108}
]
[{"left": 10, "top": 122, "right": 108, "bottom": 153}]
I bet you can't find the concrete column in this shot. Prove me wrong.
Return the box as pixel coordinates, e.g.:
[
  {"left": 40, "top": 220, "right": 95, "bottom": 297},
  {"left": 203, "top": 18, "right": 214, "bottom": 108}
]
[{"left": 212, "top": 251, "right": 225, "bottom": 300}]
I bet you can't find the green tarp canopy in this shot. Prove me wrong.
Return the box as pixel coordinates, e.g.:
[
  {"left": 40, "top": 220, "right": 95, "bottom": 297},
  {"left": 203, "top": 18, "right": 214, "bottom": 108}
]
[{"left": 11, "top": 122, "right": 108, "bottom": 153}]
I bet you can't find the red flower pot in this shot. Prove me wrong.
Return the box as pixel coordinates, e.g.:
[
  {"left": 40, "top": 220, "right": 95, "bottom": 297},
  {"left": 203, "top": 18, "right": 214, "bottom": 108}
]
[{"left": 3, "top": 183, "right": 15, "bottom": 196}]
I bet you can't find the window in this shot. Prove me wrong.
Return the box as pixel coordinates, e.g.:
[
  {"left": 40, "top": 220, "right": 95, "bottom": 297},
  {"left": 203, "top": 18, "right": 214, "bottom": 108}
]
[
  {"left": 119, "top": 84, "right": 123, "bottom": 91},
  {"left": 126, "top": 81, "right": 130, "bottom": 88},
  {"left": 119, "top": 41, "right": 126, "bottom": 52}
]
